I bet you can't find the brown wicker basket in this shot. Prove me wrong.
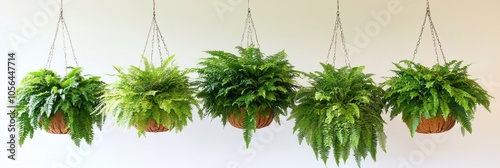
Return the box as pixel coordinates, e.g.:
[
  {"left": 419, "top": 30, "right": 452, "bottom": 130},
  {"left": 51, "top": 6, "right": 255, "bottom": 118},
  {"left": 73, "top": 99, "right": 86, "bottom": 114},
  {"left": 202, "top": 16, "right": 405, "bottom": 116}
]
[
  {"left": 228, "top": 108, "right": 274, "bottom": 129},
  {"left": 134, "top": 119, "right": 169, "bottom": 132},
  {"left": 414, "top": 115, "right": 456, "bottom": 134},
  {"left": 40, "top": 111, "right": 70, "bottom": 134}
]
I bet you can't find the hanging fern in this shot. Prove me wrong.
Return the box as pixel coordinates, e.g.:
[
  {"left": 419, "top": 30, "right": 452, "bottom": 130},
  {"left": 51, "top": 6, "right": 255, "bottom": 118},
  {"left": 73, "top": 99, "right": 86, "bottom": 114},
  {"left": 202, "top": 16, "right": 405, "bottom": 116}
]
[
  {"left": 96, "top": 56, "right": 199, "bottom": 137},
  {"left": 290, "top": 64, "right": 386, "bottom": 167},
  {"left": 16, "top": 67, "right": 105, "bottom": 146},
  {"left": 383, "top": 60, "right": 492, "bottom": 136},
  {"left": 195, "top": 45, "right": 301, "bottom": 147}
]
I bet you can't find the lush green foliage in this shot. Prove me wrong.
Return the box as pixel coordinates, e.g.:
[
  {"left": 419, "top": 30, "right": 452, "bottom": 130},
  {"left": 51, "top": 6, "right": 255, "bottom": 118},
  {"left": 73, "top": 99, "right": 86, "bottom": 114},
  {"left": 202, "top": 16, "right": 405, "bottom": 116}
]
[
  {"left": 16, "top": 67, "right": 105, "bottom": 146},
  {"left": 290, "top": 64, "right": 386, "bottom": 167},
  {"left": 383, "top": 60, "right": 492, "bottom": 136},
  {"left": 97, "top": 56, "right": 199, "bottom": 136},
  {"left": 195, "top": 46, "right": 300, "bottom": 147}
]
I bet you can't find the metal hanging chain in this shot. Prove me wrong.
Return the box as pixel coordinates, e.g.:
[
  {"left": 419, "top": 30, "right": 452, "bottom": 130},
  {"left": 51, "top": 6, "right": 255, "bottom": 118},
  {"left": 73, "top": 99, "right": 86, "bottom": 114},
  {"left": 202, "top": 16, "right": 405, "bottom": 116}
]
[
  {"left": 326, "top": 0, "right": 351, "bottom": 67},
  {"left": 45, "top": 0, "right": 79, "bottom": 71},
  {"left": 411, "top": 0, "right": 447, "bottom": 64},
  {"left": 240, "top": 0, "right": 260, "bottom": 48},
  {"left": 62, "top": 21, "right": 68, "bottom": 69},
  {"left": 141, "top": 0, "right": 169, "bottom": 65},
  {"left": 428, "top": 10, "right": 447, "bottom": 63}
]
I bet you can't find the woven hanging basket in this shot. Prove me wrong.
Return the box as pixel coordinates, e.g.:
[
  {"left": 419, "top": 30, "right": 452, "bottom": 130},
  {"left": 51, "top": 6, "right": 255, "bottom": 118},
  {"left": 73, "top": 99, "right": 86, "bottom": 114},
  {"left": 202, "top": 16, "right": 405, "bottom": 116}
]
[
  {"left": 414, "top": 115, "right": 456, "bottom": 134},
  {"left": 228, "top": 108, "right": 274, "bottom": 129},
  {"left": 40, "top": 111, "right": 70, "bottom": 134},
  {"left": 135, "top": 119, "right": 169, "bottom": 133}
]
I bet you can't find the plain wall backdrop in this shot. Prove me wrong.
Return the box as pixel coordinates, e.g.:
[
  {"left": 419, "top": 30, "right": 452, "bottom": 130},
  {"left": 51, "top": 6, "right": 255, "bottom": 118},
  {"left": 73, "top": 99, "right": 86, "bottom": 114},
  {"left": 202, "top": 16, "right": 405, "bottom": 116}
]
[{"left": 1, "top": 0, "right": 499, "bottom": 168}]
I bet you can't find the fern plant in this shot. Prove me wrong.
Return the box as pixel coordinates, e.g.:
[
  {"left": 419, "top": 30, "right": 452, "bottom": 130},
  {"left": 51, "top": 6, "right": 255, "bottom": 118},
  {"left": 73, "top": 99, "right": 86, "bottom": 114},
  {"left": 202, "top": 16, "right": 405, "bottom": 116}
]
[
  {"left": 195, "top": 45, "right": 301, "bottom": 147},
  {"left": 290, "top": 64, "right": 386, "bottom": 167},
  {"left": 383, "top": 60, "right": 492, "bottom": 136},
  {"left": 15, "top": 67, "right": 105, "bottom": 146},
  {"left": 97, "top": 56, "right": 199, "bottom": 136}
]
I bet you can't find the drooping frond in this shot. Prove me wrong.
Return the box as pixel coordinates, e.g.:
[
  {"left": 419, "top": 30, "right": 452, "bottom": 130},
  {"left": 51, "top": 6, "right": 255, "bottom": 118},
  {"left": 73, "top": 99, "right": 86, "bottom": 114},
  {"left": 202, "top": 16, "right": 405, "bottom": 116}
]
[
  {"left": 290, "top": 63, "right": 387, "bottom": 167},
  {"left": 383, "top": 60, "right": 492, "bottom": 136},
  {"left": 195, "top": 45, "right": 301, "bottom": 146},
  {"left": 16, "top": 67, "right": 105, "bottom": 146},
  {"left": 96, "top": 55, "right": 199, "bottom": 137}
]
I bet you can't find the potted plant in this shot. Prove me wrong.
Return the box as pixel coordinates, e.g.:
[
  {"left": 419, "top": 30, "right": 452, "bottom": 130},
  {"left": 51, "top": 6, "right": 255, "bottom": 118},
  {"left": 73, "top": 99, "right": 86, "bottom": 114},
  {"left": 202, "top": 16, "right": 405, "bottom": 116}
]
[
  {"left": 383, "top": 60, "right": 492, "bottom": 136},
  {"left": 195, "top": 45, "right": 300, "bottom": 147},
  {"left": 15, "top": 67, "right": 105, "bottom": 146},
  {"left": 290, "top": 64, "right": 386, "bottom": 167},
  {"left": 97, "top": 56, "right": 199, "bottom": 136}
]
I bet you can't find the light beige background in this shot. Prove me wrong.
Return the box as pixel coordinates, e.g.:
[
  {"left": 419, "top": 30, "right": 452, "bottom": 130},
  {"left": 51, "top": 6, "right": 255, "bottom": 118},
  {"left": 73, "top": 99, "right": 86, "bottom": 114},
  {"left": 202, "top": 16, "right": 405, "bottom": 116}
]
[{"left": 1, "top": 0, "right": 499, "bottom": 168}]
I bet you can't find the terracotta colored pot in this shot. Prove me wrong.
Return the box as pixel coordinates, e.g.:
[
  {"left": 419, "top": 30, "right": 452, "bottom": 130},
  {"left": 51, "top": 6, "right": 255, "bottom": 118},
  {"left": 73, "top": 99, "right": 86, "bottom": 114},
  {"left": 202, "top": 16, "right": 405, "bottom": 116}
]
[
  {"left": 412, "top": 115, "right": 456, "bottom": 134},
  {"left": 134, "top": 119, "right": 169, "bottom": 132},
  {"left": 40, "top": 111, "right": 70, "bottom": 134},
  {"left": 228, "top": 108, "right": 274, "bottom": 129}
]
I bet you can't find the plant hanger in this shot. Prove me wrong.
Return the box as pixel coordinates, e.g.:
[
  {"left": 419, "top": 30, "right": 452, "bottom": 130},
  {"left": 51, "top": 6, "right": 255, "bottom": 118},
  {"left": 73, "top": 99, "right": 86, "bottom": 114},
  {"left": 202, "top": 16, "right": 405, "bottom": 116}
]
[
  {"left": 326, "top": 0, "right": 351, "bottom": 67},
  {"left": 141, "top": 0, "right": 170, "bottom": 65},
  {"left": 288, "top": 1, "right": 387, "bottom": 166},
  {"left": 45, "top": 0, "right": 79, "bottom": 72},
  {"left": 240, "top": 0, "right": 260, "bottom": 48},
  {"left": 412, "top": 0, "right": 447, "bottom": 64},
  {"left": 383, "top": 0, "right": 492, "bottom": 136}
]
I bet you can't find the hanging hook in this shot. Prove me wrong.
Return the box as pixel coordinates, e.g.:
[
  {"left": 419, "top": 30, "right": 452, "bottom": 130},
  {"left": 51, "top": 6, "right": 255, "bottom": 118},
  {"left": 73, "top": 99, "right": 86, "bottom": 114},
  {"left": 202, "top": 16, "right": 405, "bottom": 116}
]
[
  {"left": 336, "top": 0, "right": 340, "bottom": 13},
  {"left": 153, "top": 0, "right": 156, "bottom": 17},
  {"left": 247, "top": 0, "right": 251, "bottom": 13},
  {"left": 426, "top": 0, "right": 431, "bottom": 12},
  {"left": 60, "top": 0, "right": 64, "bottom": 16}
]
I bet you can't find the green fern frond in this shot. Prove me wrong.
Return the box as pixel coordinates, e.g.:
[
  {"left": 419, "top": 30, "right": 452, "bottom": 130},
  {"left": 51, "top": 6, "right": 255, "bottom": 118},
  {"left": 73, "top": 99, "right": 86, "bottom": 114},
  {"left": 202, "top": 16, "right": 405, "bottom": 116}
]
[
  {"left": 290, "top": 63, "right": 386, "bottom": 167},
  {"left": 96, "top": 55, "right": 199, "bottom": 136},
  {"left": 15, "top": 67, "right": 105, "bottom": 147},
  {"left": 195, "top": 45, "right": 301, "bottom": 147},
  {"left": 383, "top": 60, "right": 493, "bottom": 136}
]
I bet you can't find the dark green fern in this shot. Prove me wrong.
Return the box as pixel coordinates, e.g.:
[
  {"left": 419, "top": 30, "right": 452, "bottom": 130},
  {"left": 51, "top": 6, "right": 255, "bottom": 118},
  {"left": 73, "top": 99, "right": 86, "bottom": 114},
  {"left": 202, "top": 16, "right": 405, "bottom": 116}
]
[
  {"left": 96, "top": 55, "right": 199, "bottom": 137},
  {"left": 290, "top": 64, "right": 386, "bottom": 167},
  {"left": 16, "top": 67, "right": 105, "bottom": 146},
  {"left": 195, "top": 45, "right": 301, "bottom": 147},
  {"left": 383, "top": 60, "right": 492, "bottom": 136}
]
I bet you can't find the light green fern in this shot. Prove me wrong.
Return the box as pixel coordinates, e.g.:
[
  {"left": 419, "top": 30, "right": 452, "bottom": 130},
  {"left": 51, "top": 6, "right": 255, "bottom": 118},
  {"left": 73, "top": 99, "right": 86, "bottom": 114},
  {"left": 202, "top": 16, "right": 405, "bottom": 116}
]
[{"left": 96, "top": 55, "right": 199, "bottom": 137}]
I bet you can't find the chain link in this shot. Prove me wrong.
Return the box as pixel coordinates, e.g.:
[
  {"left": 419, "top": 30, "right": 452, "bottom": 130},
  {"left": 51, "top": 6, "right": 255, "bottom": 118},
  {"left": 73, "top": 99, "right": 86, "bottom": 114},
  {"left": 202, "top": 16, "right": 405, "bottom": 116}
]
[
  {"left": 45, "top": 0, "right": 79, "bottom": 72},
  {"left": 326, "top": 0, "right": 351, "bottom": 67},
  {"left": 64, "top": 19, "right": 79, "bottom": 67},
  {"left": 45, "top": 14, "right": 61, "bottom": 69},
  {"left": 411, "top": 11, "right": 427, "bottom": 62},
  {"left": 429, "top": 15, "right": 447, "bottom": 63},
  {"left": 430, "top": 20, "right": 440, "bottom": 65},
  {"left": 240, "top": 1, "right": 260, "bottom": 48},
  {"left": 333, "top": 26, "right": 338, "bottom": 65},
  {"left": 141, "top": 0, "right": 169, "bottom": 66},
  {"left": 150, "top": 23, "right": 155, "bottom": 62},
  {"left": 338, "top": 14, "right": 351, "bottom": 67},
  {"left": 326, "top": 26, "right": 337, "bottom": 64},
  {"left": 62, "top": 20, "right": 68, "bottom": 72},
  {"left": 411, "top": 0, "right": 447, "bottom": 64}
]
